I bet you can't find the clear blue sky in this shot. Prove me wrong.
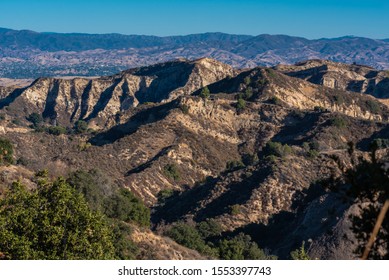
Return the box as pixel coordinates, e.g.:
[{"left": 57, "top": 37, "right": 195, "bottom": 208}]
[{"left": 0, "top": 0, "right": 388, "bottom": 39}]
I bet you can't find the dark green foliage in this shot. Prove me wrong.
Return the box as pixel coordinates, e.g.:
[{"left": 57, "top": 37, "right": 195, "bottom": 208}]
[
  {"left": 163, "top": 164, "right": 180, "bottom": 181},
  {"left": 46, "top": 125, "right": 67, "bottom": 135},
  {"left": 265, "top": 141, "right": 294, "bottom": 158},
  {"left": 16, "top": 157, "right": 29, "bottom": 166},
  {"left": 243, "top": 87, "right": 253, "bottom": 100},
  {"left": 290, "top": 242, "right": 310, "bottom": 260},
  {"left": 330, "top": 116, "right": 348, "bottom": 128},
  {"left": 302, "top": 142, "right": 320, "bottom": 159},
  {"left": 218, "top": 233, "right": 270, "bottom": 260},
  {"left": 157, "top": 189, "right": 175, "bottom": 204},
  {"left": 74, "top": 120, "right": 88, "bottom": 134},
  {"left": 106, "top": 189, "right": 150, "bottom": 227},
  {"left": 199, "top": 86, "right": 210, "bottom": 99},
  {"left": 167, "top": 222, "right": 218, "bottom": 257},
  {"left": 365, "top": 99, "right": 382, "bottom": 114},
  {"left": 244, "top": 76, "right": 251, "bottom": 85},
  {"left": 180, "top": 104, "right": 190, "bottom": 114},
  {"left": 333, "top": 95, "right": 345, "bottom": 105},
  {"left": 370, "top": 138, "right": 389, "bottom": 150},
  {"left": 266, "top": 68, "right": 277, "bottom": 78},
  {"left": 230, "top": 204, "right": 241, "bottom": 215},
  {"left": 67, "top": 169, "right": 111, "bottom": 213},
  {"left": 331, "top": 144, "right": 389, "bottom": 259},
  {"left": 242, "top": 153, "right": 259, "bottom": 166},
  {"left": 0, "top": 113, "right": 5, "bottom": 120},
  {"left": 0, "top": 179, "right": 115, "bottom": 260},
  {"left": 197, "top": 219, "right": 223, "bottom": 239},
  {"left": 68, "top": 169, "right": 150, "bottom": 228},
  {"left": 67, "top": 169, "right": 148, "bottom": 258},
  {"left": 27, "top": 113, "right": 43, "bottom": 128},
  {"left": 0, "top": 138, "right": 13, "bottom": 165},
  {"left": 314, "top": 106, "right": 326, "bottom": 112},
  {"left": 226, "top": 160, "right": 245, "bottom": 171},
  {"left": 236, "top": 96, "right": 246, "bottom": 111},
  {"left": 166, "top": 220, "right": 274, "bottom": 259},
  {"left": 11, "top": 118, "right": 21, "bottom": 125},
  {"left": 111, "top": 220, "right": 139, "bottom": 259},
  {"left": 269, "top": 96, "right": 282, "bottom": 105}
]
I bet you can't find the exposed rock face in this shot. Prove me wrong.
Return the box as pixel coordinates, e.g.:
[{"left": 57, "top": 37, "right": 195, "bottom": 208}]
[
  {"left": 1, "top": 58, "right": 388, "bottom": 259},
  {"left": 0, "top": 58, "right": 235, "bottom": 129},
  {"left": 276, "top": 59, "right": 389, "bottom": 98}
]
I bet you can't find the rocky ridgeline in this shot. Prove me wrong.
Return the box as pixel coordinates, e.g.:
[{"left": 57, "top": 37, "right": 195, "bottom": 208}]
[{"left": 1, "top": 58, "right": 389, "bottom": 259}]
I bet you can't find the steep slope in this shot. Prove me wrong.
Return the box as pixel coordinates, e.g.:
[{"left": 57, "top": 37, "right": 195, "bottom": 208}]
[
  {"left": 2, "top": 59, "right": 389, "bottom": 259},
  {"left": 276, "top": 59, "right": 389, "bottom": 98},
  {"left": 0, "top": 58, "right": 235, "bottom": 129}
]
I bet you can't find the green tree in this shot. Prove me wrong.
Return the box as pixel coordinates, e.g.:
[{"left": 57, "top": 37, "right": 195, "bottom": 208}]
[
  {"left": 105, "top": 189, "right": 150, "bottom": 227},
  {"left": 163, "top": 164, "right": 180, "bottom": 181},
  {"left": 237, "top": 97, "right": 246, "bottom": 111},
  {"left": 218, "top": 233, "right": 269, "bottom": 260},
  {"left": 0, "top": 138, "right": 13, "bottom": 165},
  {"left": 199, "top": 86, "right": 210, "bottom": 99},
  {"left": 167, "top": 222, "right": 218, "bottom": 257},
  {"left": 27, "top": 113, "right": 43, "bottom": 128},
  {"left": 74, "top": 120, "right": 88, "bottom": 134},
  {"left": 290, "top": 242, "right": 310, "bottom": 260},
  {"left": 0, "top": 179, "right": 115, "bottom": 260}
]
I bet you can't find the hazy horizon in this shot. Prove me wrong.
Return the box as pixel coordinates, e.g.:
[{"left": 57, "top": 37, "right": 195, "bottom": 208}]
[{"left": 1, "top": 0, "right": 388, "bottom": 39}]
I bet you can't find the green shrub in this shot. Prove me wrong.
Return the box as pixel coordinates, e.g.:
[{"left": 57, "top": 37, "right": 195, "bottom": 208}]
[
  {"left": 163, "top": 164, "right": 180, "bottom": 181},
  {"left": 199, "top": 86, "right": 210, "bottom": 99},
  {"left": 74, "top": 120, "right": 88, "bottom": 134},
  {"left": 370, "top": 138, "right": 389, "bottom": 150},
  {"left": 290, "top": 241, "right": 310, "bottom": 260},
  {"left": 47, "top": 125, "right": 67, "bottom": 135},
  {"left": 230, "top": 204, "right": 241, "bottom": 215},
  {"left": 197, "top": 219, "right": 223, "bottom": 239},
  {"left": 365, "top": 99, "right": 381, "bottom": 114},
  {"left": 236, "top": 97, "right": 246, "bottom": 111},
  {"left": 167, "top": 222, "right": 218, "bottom": 257},
  {"left": 269, "top": 96, "right": 282, "bottom": 105},
  {"left": 242, "top": 153, "right": 259, "bottom": 165},
  {"left": 303, "top": 142, "right": 320, "bottom": 159},
  {"left": 244, "top": 76, "right": 251, "bottom": 85},
  {"left": 265, "top": 141, "right": 294, "bottom": 158},
  {"left": 78, "top": 141, "right": 92, "bottom": 151},
  {"left": 330, "top": 116, "right": 347, "bottom": 128},
  {"left": 105, "top": 189, "right": 150, "bottom": 227},
  {"left": 0, "top": 179, "right": 115, "bottom": 260},
  {"left": 218, "top": 233, "right": 270, "bottom": 260},
  {"left": 226, "top": 160, "right": 245, "bottom": 171},
  {"left": 27, "top": 113, "right": 43, "bottom": 128},
  {"left": 111, "top": 220, "right": 138, "bottom": 259},
  {"left": 180, "top": 104, "right": 190, "bottom": 114},
  {"left": 157, "top": 189, "right": 175, "bottom": 204},
  {"left": 243, "top": 87, "right": 253, "bottom": 100},
  {"left": 68, "top": 169, "right": 150, "bottom": 228},
  {"left": 0, "top": 138, "right": 13, "bottom": 165}
]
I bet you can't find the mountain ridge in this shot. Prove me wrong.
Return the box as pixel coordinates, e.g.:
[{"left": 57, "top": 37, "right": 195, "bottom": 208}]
[{"left": 1, "top": 28, "right": 389, "bottom": 79}]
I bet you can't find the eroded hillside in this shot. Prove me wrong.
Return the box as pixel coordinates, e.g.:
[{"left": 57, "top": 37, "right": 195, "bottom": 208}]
[{"left": 1, "top": 58, "right": 388, "bottom": 259}]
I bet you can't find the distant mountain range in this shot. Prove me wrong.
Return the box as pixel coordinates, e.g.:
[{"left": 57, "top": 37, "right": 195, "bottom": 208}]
[{"left": 1, "top": 27, "right": 389, "bottom": 78}]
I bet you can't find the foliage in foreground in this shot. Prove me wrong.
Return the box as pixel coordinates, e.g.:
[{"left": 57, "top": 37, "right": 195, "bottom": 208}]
[
  {"left": 0, "top": 178, "right": 115, "bottom": 259},
  {"left": 166, "top": 220, "right": 276, "bottom": 260}
]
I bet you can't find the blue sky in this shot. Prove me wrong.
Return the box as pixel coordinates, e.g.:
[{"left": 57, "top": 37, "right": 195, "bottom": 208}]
[{"left": 0, "top": 0, "right": 388, "bottom": 38}]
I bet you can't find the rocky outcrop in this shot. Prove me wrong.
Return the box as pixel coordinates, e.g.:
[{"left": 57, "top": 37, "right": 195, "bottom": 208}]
[
  {"left": 0, "top": 58, "right": 234, "bottom": 129},
  {"left": 2, "top": 58, "right": 389, "bottom": 260},
  {"left": 276, "top": 59, "right": 389, "bottom": 98}
]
